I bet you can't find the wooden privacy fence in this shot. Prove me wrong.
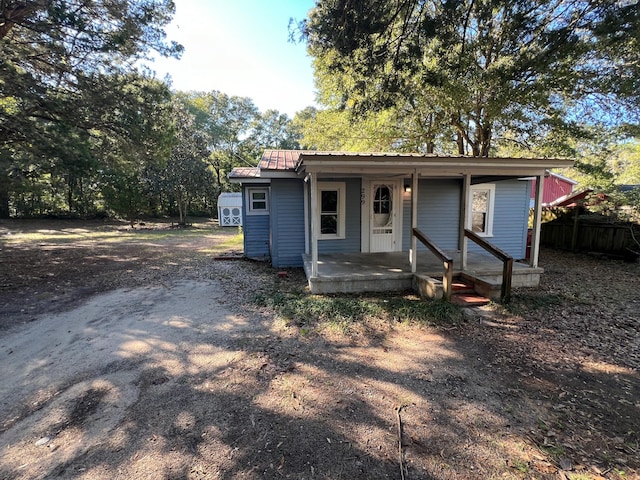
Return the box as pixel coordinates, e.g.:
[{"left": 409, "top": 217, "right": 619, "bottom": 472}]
[{"left": 541, "top": 220, "right": 638, "bottom": 254}]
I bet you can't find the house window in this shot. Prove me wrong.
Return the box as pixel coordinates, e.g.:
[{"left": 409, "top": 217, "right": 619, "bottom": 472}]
[
  {"left": 247, "top": 188, "right": 269, "bottom": 215},
  {"left": 468, "top": 184, "right": 495, "bottom": 236},
  {"left": 318, "top": 182, "right": 345, "bottom": 239}
]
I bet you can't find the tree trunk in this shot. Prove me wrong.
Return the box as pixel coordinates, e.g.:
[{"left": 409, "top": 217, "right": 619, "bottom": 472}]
[
  {"left": 426, "top": 141, "right": 434, "bottom": 154},
  {"left": 451, "top": 114, "right": 466, "bottom": 155},
  {"left": 456, "top": 132, "right": 465, "bottom": 155},
  {"left": 128, "top": 190, "right": 136, "bottom": 227},
  {"left": 478, "top": 124, "right": 491, "bottom": 157},
  {"left": 480, "top": 141, "right": 491, "bottom": 157},
  {"left": 0, "top": 177, "right": 10, "bottom": 218},
  {"left": 177, "top": 196, "right": 186, "bottom": 225},
  {"left": 67, "top": 175, "right": 74, "bottom": 213}
]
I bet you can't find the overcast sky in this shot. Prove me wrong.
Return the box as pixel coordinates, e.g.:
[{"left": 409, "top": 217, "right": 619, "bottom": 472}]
[{"left": 148, "top": 0, "right": 317, "bottom": 117}]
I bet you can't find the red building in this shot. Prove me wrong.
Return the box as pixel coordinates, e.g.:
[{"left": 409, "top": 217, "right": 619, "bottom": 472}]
[{"left": 530, "top": 171, "right": 577, "bottom": 207}]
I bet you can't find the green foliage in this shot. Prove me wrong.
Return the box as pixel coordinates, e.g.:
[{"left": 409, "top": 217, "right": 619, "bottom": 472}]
[
  {"left": 1, "top": 81, "right": 303, "bottom": 220},
  {"left": 175, "top": 90, "right": 303, "bottom": 208},
  {"left": 610, "top": 141, "right": 640, "bottom": 185},
  {"left": 1, "top": 72, "right": 174, "bottom": 220},
  {"left": 149, "top": 101, "right": 213, "bottom": 225},
  {"left": 252, "top": 290, "right": 463, "bottom": 331},
  {"left": 245, "top": 109, "right": 301, "bottom": 156},
  {"left": 96, "top": 75, "right": 174, "bottom": 222},
  {"left": 302, "top": 0, "right": 639, "bottom": 156},
  {"left": 0, "top": 0, "right": 181, "bottom": 218},
  {"left": 176, "top": 91, "right": 301, "bottom": 195},
  {"left": 101, "top": 167, "right": 148, "bottom": 226}
]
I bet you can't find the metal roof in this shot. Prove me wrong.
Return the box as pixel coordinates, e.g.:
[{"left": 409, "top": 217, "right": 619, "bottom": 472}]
[
  {"left": 259, "top": 150, "right": 303, "bottom": 171},
  {"left": 260, "top": 149, "right": 572, "bottom": 167},
  {"left": 228, "top": 167, "right": 260, "bottom": 178},
  {"left": 229, "top": 150, "right": 574, "bottom": 179}
]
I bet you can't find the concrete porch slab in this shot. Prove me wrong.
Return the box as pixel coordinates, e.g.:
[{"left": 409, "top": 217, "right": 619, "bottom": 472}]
[{"left": 302, "top": 251, "right": 543, "bottom": 294}]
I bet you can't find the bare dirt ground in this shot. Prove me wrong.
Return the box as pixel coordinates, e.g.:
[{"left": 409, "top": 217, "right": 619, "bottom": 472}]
[{"left": 0, "top": 219, "right": 638, "bottom": 480}]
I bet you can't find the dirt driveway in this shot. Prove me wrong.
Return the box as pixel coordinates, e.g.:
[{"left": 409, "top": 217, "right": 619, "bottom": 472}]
[{"left": 0, "top": 220, "right": 638, "bottom": 480}]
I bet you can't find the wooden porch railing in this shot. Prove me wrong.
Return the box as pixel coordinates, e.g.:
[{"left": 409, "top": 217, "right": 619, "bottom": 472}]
[
  {"left": 412, "top": 228, "right": 454, "bottom": 301},
  {"left": 464, "top": 229, "right": 514, "bottom": 303}
]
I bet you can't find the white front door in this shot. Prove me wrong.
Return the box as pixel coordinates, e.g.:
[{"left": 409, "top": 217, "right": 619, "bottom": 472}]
[{"left": 369, "top": 180, "right": 401, "bottom": 252}]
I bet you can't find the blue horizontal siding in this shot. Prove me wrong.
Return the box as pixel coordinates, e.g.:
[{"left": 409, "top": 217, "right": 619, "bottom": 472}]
[
  {"left": 243, "top": 176, "right": 529, "bottom": 265},
  {"left": 467, "top": 179, "right": 529, "bottom": 258},
  {"left": 402, "top": 179, "right": 461, "bottom": 251},
  {"left": 318, "top": 178, "right": 361, "bottom": 254},
  {"left": 270, "top": 179, "right": 306, "bottom": 267},
  {"left": 244, "top": 215, "right": 270, "bottom": 259},
  {"left": 242, "top": 185, "right": 270, "bottom": 260}
]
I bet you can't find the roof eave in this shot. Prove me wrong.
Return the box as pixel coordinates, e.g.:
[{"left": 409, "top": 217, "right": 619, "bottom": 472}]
[
  {"left": 243, "top": 150, "right": 575, "bottom": 179},
  {"left": 228, "top": 177, "right": 271, "bottom": 184},
  {"left": 255, "top": 170, "right": 300, "bottom": 179}
]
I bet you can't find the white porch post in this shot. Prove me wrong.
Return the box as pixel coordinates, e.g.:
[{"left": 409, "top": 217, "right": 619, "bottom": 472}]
[
  {"left": 530, "top": 173, "right": 545, "bottom": 268},
  {"left": 460, "top": 174, "right": 470, "bottom": 269},
  {"left": 309, "top": 173, "right": 319, "bottom": 277},
  {"left": 303, "top": 180, "right": 309, "bottom": 255},
  {"left": 410, "top": 171, "right": 418, "bottom": 273}
]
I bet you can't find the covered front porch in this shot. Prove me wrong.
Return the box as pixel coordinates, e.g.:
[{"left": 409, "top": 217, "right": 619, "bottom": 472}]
[
  {"left": 303, "top": 250, "right": 543, "bottom": 295},
  {"left": 300, "top": 152, "right": 573, "bottom": 302}
]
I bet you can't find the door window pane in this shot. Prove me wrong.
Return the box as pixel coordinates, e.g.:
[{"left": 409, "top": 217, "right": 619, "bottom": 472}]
[
  {"left": 373, "top": 185, "right": 392, "bottom": 227},
  {"left": 373, "top": 186, "right": 391, "bottom": 214}
]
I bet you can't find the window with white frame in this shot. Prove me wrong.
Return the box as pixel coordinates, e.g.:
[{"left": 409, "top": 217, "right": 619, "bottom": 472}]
[
  {"left": 468, "top": 184, "right": 495, "bottom": 236},
  {"left": 318, "top": 182, "right": 346, "bottom": 239},
  {"left": 247, "top": 188, "right": 269, "bottom": 215}
]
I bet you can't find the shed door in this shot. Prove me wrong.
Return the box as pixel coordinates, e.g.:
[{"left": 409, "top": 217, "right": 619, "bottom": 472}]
[{"left": 370, "top": 181, "right": 400, "bottom": 252}]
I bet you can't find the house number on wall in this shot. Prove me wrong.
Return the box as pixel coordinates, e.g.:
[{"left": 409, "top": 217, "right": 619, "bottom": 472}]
[{"left": 360, "top": 188, "right": 365, "bottom": 205}]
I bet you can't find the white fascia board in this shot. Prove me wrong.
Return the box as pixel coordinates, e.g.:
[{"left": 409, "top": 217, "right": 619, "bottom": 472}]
[
  {"left": 229, "top": 177, "right": 271, "bottom": 184},
  {"left": 257, "top": 171, "right": 300, "bottom": 179},
  {"left": 304, "top": 165, "right": 552, "bottom": 178},
  {"left": 302, "top": 160, "right": 572, "bottom": 176}
]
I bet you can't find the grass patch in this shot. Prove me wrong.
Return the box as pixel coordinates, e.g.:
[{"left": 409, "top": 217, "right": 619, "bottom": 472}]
[
  {"left": 252, "top": 290, "right": 463, "bottom": 331},
  {"left": 199, "top": 233, "right": 244, "bottom": 255},
  {"left": 538, "top": 442, "right": 565, "bottom": 459},
  {"left": 1, "top": 225, "right": 239, "bottom": 245},
  {"left": 510, "top": 459, "right": 530, "bottom": 473}
]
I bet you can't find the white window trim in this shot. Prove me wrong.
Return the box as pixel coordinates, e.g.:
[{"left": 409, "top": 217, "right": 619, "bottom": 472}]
[
  {"left": 467, "top": 183, "right": 495, "bottom": 237},
  {"left": 246, "top": 187, "right": 269, "bottom": 216},
  {"left": 317, "top": 182, "right": 346, "bottom": 240}
]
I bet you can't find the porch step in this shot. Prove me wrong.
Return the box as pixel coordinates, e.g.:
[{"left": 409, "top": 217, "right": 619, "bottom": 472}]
[
  {"left": 461, "top": 273, "right": 502, "bottom": 300},
  {"left": 451, "top": 293, "right": 491, "bottom": 307},
  {"left": 414, "top": 275, "right": 479, "bottom": 301},
  {"left": 452, "top": 277, "right": 474, "bottom": 293}
]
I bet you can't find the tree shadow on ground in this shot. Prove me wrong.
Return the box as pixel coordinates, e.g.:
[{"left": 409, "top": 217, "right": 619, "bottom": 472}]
[{"left": 1, "top": 231, "right": 637, "bottom": 479}]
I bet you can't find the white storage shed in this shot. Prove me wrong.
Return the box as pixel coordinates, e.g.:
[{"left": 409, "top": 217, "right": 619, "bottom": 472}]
[{"left": 217, "top": 192, "right": 243, "bottom": 226}]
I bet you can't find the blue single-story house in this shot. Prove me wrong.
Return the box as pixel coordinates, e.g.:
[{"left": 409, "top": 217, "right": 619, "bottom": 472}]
[{"left": 229, "top": 150, "right": 573, "bottom": 300}]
